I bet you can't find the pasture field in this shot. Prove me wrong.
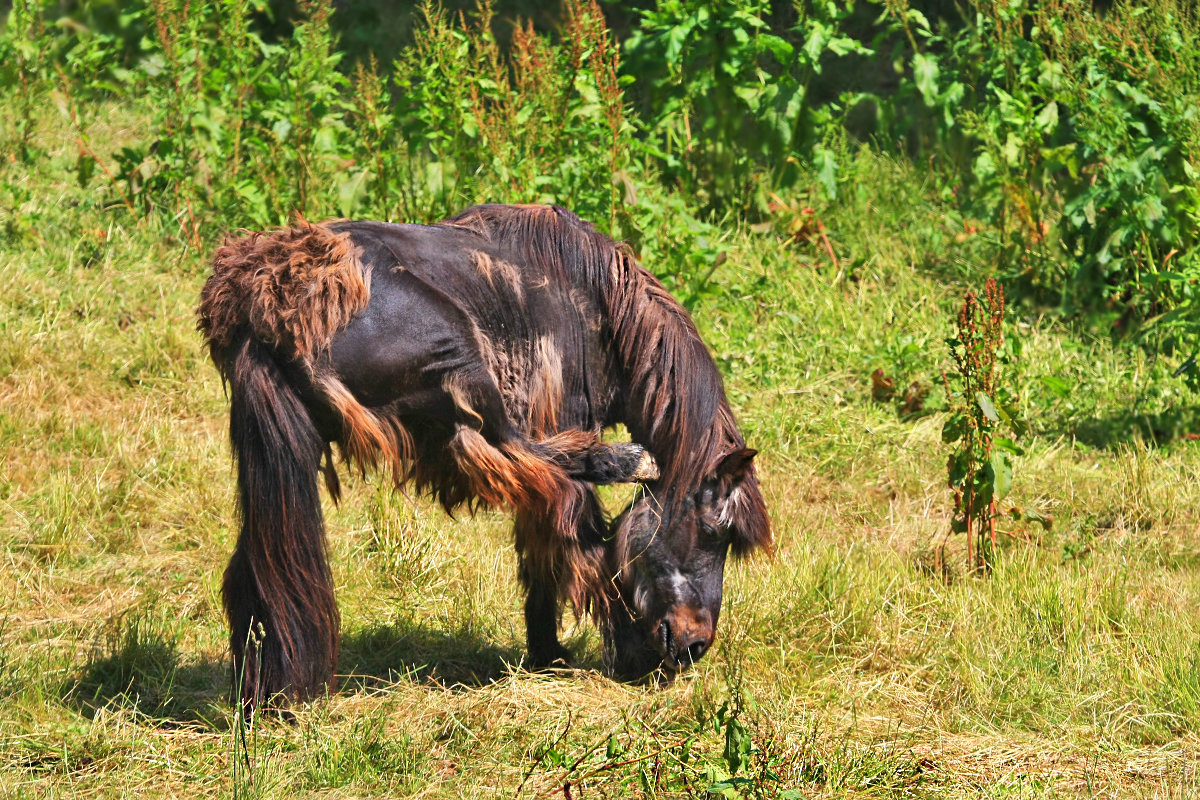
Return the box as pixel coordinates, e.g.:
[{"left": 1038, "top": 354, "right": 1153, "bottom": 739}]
[{"left": 3, "top": 99, "right": 1200, "bottom": 799}]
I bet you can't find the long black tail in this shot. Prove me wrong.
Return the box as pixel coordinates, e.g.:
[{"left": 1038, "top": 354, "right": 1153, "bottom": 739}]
[{"left": 223, "top": 335, "right": 339, "bottom": 709}]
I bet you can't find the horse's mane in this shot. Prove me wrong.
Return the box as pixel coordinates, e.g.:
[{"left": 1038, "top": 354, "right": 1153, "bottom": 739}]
[{"left": 443, "top": 204, "right": 770, "bottom": 555}]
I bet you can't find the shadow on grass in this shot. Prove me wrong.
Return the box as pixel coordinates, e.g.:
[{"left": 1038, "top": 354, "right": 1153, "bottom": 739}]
[
  {"left": 61, "top": 615, "right": 228, "bottom": 728},
  {"left": 1060, "top": 406, "right": 1200, "bottom": 449},
  {"left": 339, "top": 621, "right": 516, "bottom": 690},
  {"left": 339, "top": 612, "right": 609, "bottom": 691},
  {"left": 340, "top": 618, "right": 545, "bottom": 691},
  {"left": 61, "top": 611, "right": 604, "bottom": 725}
]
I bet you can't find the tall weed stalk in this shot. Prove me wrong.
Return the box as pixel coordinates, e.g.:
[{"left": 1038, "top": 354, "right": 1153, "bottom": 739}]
[
  {"left": 941, "top": 279, "right": 1038, "bottom": 575},
  {"left": 110, "top": 0, "right": 346, "bottom": 230},
  {"left": 0, "top": 0, "right": 51, "bottom": 162},
  {"left": 382, "top": 0, "right": 632, "bottom": 228}
]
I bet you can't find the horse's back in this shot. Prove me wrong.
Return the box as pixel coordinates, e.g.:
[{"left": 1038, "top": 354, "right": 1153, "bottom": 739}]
[
  {"left": 329, "top": 219, "right": 576, "bottom": 327},
  {"left": 325, "top": 219, "right": 611, "bottom": 437}
]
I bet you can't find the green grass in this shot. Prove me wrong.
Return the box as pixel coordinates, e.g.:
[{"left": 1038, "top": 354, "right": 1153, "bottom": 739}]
[{"left": 3, "top": 100, "right": 1200, "bottom": 798}]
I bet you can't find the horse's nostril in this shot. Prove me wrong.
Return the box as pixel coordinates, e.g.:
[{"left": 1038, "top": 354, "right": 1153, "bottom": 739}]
[{"left": 685, "top": 638, "right": 708, "bottom": 663}]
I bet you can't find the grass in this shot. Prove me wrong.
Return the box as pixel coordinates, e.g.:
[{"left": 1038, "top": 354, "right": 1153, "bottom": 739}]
[{"left": 2, "top": 98, "right": 1200, "bottom": 798}]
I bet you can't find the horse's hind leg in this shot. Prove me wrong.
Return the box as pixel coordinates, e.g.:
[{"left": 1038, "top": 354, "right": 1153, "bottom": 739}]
[
  {"left": 441, "top": 367, "right": 588, "bottom": 515},
  {"left": 532, "top": 436, "right": 659, "bottom": 484},
  {"left": 444, "top": 369, "right": 657, "bottom": 541}
]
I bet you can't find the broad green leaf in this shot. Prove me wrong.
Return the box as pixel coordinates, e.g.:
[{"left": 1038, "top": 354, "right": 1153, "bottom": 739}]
[
  {"left": 948, "top": 450, "right": 970, "bottom": 486},
  {"left": 271, "top": 118, "right": 292, "bottom": 142},
  {"left": 336, "top": 169, "right": 371, "bottom": 218},
  {"left": 826, "top": 35, "right": 872, "bottom": 57},
  {"left": 912, "top": 52, "right": 939, "bottom": 106},
  {"left": 941, "top": 81, "right": 965, "bottom": 127},
  {"left": 764, "top": 35, "right": 793, "bottom": 64},
  {"left": 803, "top": 24, "right": 830, "bottom": 69},
  {"left": 1035, "top": 101, "right": 1059, "bottom": 133},
  {"left": 1023, "top": 508, "right": 1053, "bottom": 531},
  {"left": 906, "top": 8, "right": 932, "bottom": 34},
  {"left": 976, "top": 392, "right": 1000, "bottom": 423},
  {"left": 990, "top": 451, "right": 1012, "bottom": 500},
  {"left": 973, "top": 151, "right": 996, "bottom": 180},
  {"left": 1000, "top": 402, "right": 1028, "bottom": 436},
  {"left": 813, "top": 146, "right": 837, "bottom": 200},
  {"left": 723, "top": 716, "right": 750, "bottom": 775},
  {"left": 992, "top": 437, "right": 1024, "bottom": 456},
  {"left": 1002, "top": 132, "right": 1023, "bottom": 166},
  {"left": 76, "top": 153, "right": 95, "bottom": 188},
  {"left": 942, "top": 413, "right": 967, "bottom": 444},
  {"left": 606, "top": 735, "right": 623, "bottom": 759}
]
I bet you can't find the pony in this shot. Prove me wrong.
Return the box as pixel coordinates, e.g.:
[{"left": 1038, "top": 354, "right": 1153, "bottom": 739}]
[{"left": 198, "top": 204, "right": 770, "bottom": 708}]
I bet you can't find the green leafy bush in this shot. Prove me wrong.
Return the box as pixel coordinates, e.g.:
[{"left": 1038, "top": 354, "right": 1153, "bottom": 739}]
[
  {"left": 376, "top": 0, "right": 632, "bottom": 227},
  {"left": 0, "top": 0, "right": 52, "bottom": 161},
  {"left": 107, "top": 0, "right": 349, "bottom": 230},
  {"left": 76, "top": 0, "right": 647, "bottom": 237},
  {"left": 1051, "top": 4, "right": 1200, "bottom": 363},
  {"left": 882, "top": 0, "right": 1200, "bottom": 368},
  {"left": 41, "top": 0, "right": 725, "bottom": 295},
  {"left": 624, "top": 0, "right": 870, "bottom": 215}
]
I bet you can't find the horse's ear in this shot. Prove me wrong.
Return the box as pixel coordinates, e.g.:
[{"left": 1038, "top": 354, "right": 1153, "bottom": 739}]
[{"left": 716, "top": 448, "right": 757, "bottom": 486}]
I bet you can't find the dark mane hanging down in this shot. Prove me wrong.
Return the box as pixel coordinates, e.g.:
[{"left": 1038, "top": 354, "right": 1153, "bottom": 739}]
[{"left": 443, "top": 205, "right": 770, "bottom": 555}]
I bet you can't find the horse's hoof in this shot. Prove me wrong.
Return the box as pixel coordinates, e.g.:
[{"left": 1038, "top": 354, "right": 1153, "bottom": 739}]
[
  {"left": 628, "top": 448, "right": 659, "bottom": 481},
  {"left": 527, "top": 644, "right": 573, "bottom": 671}
]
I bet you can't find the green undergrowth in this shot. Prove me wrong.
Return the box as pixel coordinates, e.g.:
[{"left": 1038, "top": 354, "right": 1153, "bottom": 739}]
[{"left": 3, "top": 99, "right": 1200, "bottom": 798}]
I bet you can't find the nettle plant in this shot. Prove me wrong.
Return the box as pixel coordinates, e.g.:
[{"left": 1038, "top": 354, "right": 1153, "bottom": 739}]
[{"left": 941, "top": 278, "right": 1048, "bottom": 574}]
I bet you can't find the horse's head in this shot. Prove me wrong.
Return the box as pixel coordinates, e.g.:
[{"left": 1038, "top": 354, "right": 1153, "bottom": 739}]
[{"left": 604, "top": 447, "right": 768, "bottom": 680}]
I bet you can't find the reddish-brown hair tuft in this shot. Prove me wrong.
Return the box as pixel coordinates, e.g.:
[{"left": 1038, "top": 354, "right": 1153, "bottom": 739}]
[{"left": 198, "top": 221, "right": 371, "bottom": 368}]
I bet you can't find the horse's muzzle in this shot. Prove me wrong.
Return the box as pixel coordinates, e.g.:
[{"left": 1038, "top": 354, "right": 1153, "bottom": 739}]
[{"left": 654, "top": 606, "right": 715, "bottom": 670}]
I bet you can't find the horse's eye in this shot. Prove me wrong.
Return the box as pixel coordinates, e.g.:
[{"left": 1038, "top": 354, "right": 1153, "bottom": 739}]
[{"left": 697, "top": 513, "right": 728, "bottom": 542}]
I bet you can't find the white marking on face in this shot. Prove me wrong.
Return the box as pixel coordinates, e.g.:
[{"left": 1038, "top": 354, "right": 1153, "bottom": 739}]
[{"left": 669, "top": 570, "right": 687, "bottom": 603}]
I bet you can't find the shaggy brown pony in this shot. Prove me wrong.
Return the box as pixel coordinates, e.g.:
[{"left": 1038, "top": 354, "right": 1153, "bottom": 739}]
[{"left": 198, "top": 204, "right": 769, "bottom": 709}]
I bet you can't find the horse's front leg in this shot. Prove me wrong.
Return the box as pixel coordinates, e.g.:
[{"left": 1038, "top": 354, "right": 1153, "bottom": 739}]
[
  {"left": 515, "top": 488, "right": 609, "bottom": 669},
  {"left": 518, "top": 528, "right": 572, "bottom": 669}
]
